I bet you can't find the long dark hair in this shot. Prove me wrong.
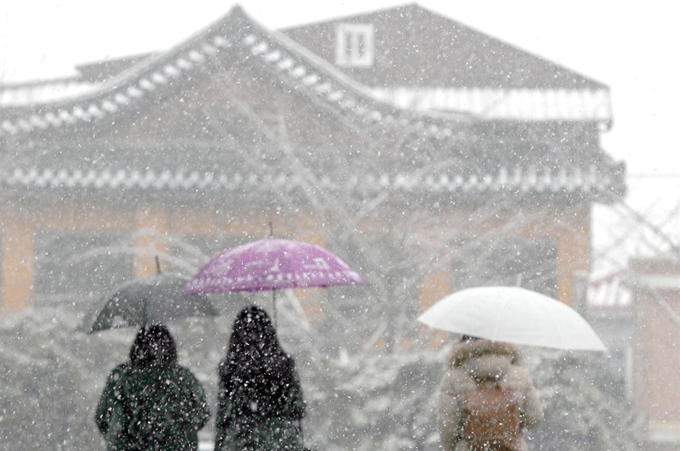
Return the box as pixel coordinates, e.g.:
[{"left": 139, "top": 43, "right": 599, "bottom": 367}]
[
  {"left": 219, "top": 306, "right": 293, "bottom": 415},
  {"left": 129, "top": 323, "right": 178, "bottom": 367}
]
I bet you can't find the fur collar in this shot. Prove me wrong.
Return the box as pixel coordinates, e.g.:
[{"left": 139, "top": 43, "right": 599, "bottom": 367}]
[{"left": 449, "top": 339, "right": 520, "bottom": 368}]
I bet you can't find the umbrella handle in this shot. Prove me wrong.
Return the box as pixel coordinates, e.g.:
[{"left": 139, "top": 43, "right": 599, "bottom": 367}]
[
  {"left": 272, "top": 289, "right": 277, "bottom": 330},
  {"left": 515, "top": 273, "right": 523, "bottom": 287},
  {"left": 155, "top": 256, "right": 162, "bottom": 275},
  {"left": 142, "top": 299, "right": 148, "bottom": 327},
  {"left": 267, "top": 222, "right": 276, "bottom": 330}
]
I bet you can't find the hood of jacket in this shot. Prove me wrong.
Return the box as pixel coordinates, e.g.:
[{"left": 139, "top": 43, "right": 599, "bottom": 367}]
[{"left": 449, "top": 339, "right": 520, "bottom": 381}]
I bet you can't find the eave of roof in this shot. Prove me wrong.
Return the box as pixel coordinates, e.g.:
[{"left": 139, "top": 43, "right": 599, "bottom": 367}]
[
  {"left": 0, "top": 78, "right": 100, "bottom": 108},
  {"left": 0, "top": 3, "right": 614, "bottom": 124},
  {"left": 371, "top": 87, "right": 612, "bottom": 123},
  {"left": 0, "top": 164, "right": 624, "bottom": 202},
  {"left": 75, "top": 53, "right": 156, "bottom": 82},
  {"left": 0, "top": 5, "right": 469, "bottom": 140},
  {"left": 0, "top": 5, "right": 626, "bottom": 202}
]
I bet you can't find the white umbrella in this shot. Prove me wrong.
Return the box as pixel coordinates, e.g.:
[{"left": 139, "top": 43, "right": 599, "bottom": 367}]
[{"left": 417, "top": 286, "right": 606, "bottom": 351}]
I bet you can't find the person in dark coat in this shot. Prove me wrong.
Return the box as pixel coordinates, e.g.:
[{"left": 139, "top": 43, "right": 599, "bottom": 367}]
[
  {"left": 438, "top": 336, "right": 543, "bottom": 451},
  {"left": 95, "top": 324, "right": 210, "bottom": 451},
  {"left": 215, "top": 306, "right": 306, "bottom": 451}
]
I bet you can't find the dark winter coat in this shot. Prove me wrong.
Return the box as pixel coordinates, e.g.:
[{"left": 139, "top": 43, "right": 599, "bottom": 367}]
[
  {"left": 438, "top": 340, "right": 543, "bottom": 451},
  {"left": 95, "top": 361, "right": 209, "bottom": 451},
  {"left": 96, "top": 363, "right": 130, "bottom": 451},
  {"left": 214, "top": 356, "right": 306, "bottom": 451}
]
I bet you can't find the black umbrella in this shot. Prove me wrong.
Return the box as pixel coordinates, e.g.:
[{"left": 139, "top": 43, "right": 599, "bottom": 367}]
[{"left": 79, "top": 272, "right": 219, "bottom": 334}]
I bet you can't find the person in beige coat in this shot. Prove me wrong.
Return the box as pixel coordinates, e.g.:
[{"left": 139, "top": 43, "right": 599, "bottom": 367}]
[{"left": 438, "top": 337, "right": 543, "bottom": 451}]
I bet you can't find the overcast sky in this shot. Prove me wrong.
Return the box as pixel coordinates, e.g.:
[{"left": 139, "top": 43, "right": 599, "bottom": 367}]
[{"left": 1, "top": 0, "right": 678, "bottom": 234}]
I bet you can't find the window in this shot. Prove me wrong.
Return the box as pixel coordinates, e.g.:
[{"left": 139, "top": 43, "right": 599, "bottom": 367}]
[
  {"left": 335, "top": 23, "right": 374, "bottom": 68},
  {"left": 166, "top": 233, "right": 256, "bottom": 270},
  {"left": 33, "top": 231, "right": 133, "bottom": 308},
  {"left": 450, "top": 236, "right": 558, "bottom": 298}
]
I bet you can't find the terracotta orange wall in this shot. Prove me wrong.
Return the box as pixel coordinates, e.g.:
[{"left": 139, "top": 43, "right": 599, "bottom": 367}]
[
  {"left": 1, "top": 215, "right": 35, "bottom": 313},
  {"left": 554, "top": 208, "right": 590, "bottom": 306},
  {"left": 1, "top": 203, "right": 591, "bottom": 316}
]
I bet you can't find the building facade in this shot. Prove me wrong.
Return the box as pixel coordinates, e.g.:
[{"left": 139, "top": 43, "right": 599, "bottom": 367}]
[{"left": 0, "top": 6, "right": 624, "bottom": 336}]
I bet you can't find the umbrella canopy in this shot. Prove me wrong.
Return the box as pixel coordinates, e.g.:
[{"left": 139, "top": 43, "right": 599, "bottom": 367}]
[
  {"left": 417, "top": 286, "right": 606, "bottom": 351},
  {"left": 183, "top": 238, "right": 366, "bottom": 294},
  {"left": 80, "top": 274, "right": 218, "bottom": 334}
]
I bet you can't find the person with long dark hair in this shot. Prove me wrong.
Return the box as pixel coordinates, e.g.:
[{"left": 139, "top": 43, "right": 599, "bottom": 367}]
[
  {"left": 215, "top": 306, "right": 306, "bottom": 451},
  {"left": 95, "top": 324, "right": 209, "bottom": 451}
]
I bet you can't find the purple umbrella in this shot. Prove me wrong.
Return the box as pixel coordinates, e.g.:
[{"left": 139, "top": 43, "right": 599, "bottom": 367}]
[{"left": 183, "top": 238, "right": 366, "bottom": 326}]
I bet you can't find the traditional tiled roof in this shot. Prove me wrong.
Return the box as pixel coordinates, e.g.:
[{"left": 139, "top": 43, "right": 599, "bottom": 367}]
[
  {"left": 283, "top": 4, "right": 612, "bottom": 123},
  {"left": 0, "top": 80, "right": 611, "bottom": 124},
  {"left": 371, "top": 87, "right": 612, "bottom": 122},
  {"left": 0, "top": 164, "right": 622, "bottom": 201},
  {"left": 0, "top": 4, "right": 613, "bottom": 124},
  {"left": 0, "top": 78, "right": 100, "bottom": 108},
  {"left": 0, "top": 55, "right": 154, "bottom": 108},
  {"left": 285, "top": 4, "right": 607, "bottom": 90},
  {"left": 0, "top": 6, "right": 467, "bottom": 140},
  {"left": 75, "top": 53, "right": 155, "bottom": 82},
  {"left": 0, "top": 6, "right": 625, "bottom": 202}
]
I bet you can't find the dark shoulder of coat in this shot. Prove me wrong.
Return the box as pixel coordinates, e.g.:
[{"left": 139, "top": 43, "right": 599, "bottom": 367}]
[{"left": 95, "top": 362, "right": 129, "bottom": 434}]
